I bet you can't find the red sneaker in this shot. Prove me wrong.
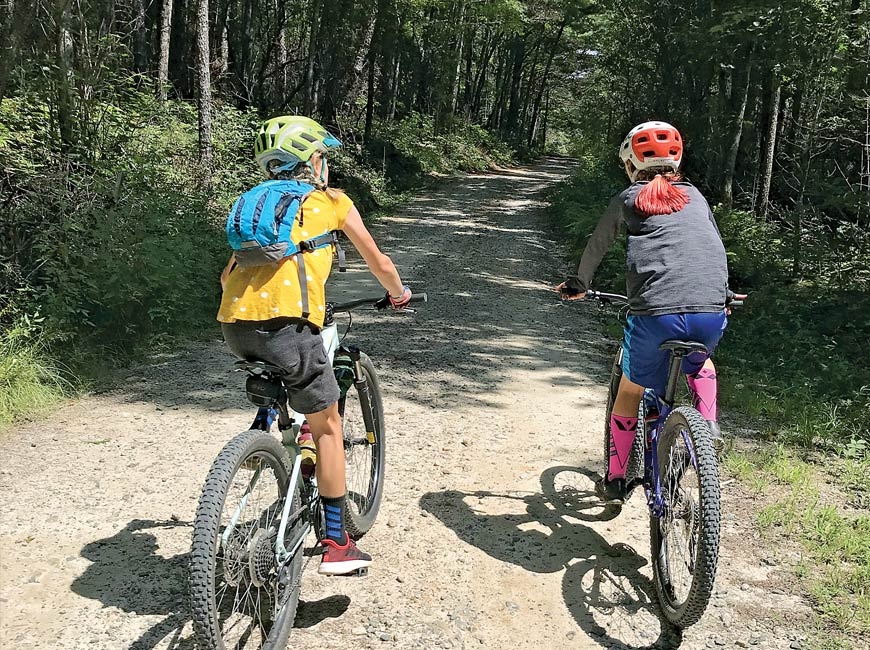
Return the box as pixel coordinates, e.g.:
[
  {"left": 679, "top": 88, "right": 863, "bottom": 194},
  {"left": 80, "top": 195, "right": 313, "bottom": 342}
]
[{"left": 318, "top": 534, "right": 373, "bottom": 575}]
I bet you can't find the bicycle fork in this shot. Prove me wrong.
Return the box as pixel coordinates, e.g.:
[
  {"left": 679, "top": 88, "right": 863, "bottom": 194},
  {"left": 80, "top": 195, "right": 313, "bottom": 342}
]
[{"left": 344, "top": 346, "right": 378, "bottom": 446}]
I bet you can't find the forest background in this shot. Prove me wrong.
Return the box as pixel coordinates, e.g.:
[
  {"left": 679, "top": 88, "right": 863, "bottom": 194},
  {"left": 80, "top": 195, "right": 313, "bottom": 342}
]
[
  {"left": 1, "top": 0, "right": 868, "bottom": 451},
  {"left": 1, "top": 0, "right": 869, "bottom": 641}
]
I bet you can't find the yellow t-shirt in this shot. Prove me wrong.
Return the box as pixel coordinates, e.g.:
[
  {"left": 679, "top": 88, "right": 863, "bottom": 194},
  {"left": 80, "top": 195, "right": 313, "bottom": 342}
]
[{"left": 217, "top": 189, "right": 353, "bottom": 328}]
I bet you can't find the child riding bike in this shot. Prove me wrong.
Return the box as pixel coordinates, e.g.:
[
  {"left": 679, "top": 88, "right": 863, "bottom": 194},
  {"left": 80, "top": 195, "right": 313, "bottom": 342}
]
[
  {"left": 556, "top": 121, "right": 745, "bottom": 504},
  {"left": 217, "top": 115, "right": 412, "bottom": 574}
]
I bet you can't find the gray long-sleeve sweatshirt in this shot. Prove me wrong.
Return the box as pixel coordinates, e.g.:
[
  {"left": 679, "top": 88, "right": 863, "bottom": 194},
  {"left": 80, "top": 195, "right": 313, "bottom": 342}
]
[{"left": 574, "top": 182, "right": 730, "bottom": 315}]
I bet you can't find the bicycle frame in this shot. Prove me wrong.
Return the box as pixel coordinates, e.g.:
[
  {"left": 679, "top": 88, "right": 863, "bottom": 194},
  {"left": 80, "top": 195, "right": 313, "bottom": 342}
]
[
  {"left": 239, "top": 316, "right": 381, "bottom": 565},
  {"left": 640, "top": 346, "right": 701, "bottom": 519},
  {"left": 584, "top": 292, "right": 703, "bottom": 520}
]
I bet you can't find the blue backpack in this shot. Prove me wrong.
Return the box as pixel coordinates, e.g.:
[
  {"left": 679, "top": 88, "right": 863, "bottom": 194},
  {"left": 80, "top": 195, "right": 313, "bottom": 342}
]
[{"left": 225, "top": 179, "right": 346, "bottom": 319}]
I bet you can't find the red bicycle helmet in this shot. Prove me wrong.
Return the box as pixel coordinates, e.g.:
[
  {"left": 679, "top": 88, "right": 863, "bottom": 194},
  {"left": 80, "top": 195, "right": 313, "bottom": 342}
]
[{"left": 619, "top": 121, "right": 683, "bottom": 181}]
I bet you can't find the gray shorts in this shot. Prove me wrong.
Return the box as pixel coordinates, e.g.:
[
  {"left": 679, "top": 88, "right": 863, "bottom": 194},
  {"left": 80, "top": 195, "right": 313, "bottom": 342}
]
[{"left": 221, "top": 319, "right": 340, "bottom": 415}]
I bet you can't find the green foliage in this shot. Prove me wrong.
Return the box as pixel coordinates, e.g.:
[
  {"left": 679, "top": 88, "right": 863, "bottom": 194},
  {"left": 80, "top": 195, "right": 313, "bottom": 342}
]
[
  {"left": 714, "top": 207, "right": 870, "bottom": 450},
  {"left": 0, "top": 318, "right": 70, "bottom": 423},
  {"left": 1, "top": 90, "right": 518, "bottom": 425},
  {"left": 1, "top": 91, "right": 243, "bottom": 379},
  {"left": 370, "top": 114, "right": 515, "bottom": 179}
]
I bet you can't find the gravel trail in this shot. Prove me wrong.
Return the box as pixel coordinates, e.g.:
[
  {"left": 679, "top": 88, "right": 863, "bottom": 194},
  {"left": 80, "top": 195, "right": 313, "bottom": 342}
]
[{"left": 0, "top": 158, "right": 811, "bottom": 650}]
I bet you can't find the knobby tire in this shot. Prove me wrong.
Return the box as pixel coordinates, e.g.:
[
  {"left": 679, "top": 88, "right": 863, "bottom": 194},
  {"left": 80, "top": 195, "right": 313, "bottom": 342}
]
[
  {"left": 189, "top": 429, "right": 303, "bottom": 650},
  {"left": 650, "top": 406, "right": 720, "bottom": 628},
  {"left": 339, "top": 352, "right": 386, "bottom": 539}
]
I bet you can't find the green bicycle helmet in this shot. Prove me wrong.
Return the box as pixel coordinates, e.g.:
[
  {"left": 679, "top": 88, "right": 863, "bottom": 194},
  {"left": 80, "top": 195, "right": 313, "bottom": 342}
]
[{"left": 254, "top": 115, "right": 342, "bottom": 176}]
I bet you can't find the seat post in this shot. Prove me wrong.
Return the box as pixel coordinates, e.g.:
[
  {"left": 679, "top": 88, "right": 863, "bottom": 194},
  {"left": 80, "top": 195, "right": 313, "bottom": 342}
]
[{"left": 662, "top": 350, "right": 684, "bottom": 406}]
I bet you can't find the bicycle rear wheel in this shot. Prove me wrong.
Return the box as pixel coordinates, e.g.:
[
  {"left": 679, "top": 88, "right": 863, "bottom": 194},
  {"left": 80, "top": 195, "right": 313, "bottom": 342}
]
[
  {"left": 650, "top": 406, "right": 720, "bottom": 628},
  {"left": 603, "top": 348, "right": 644, "bottom": 484},
  {"left": 338, "top": 352, "right": 386, "bottom": 539},
  {"left": 189, "top": 430, "right": 305, "bottom": 650}
]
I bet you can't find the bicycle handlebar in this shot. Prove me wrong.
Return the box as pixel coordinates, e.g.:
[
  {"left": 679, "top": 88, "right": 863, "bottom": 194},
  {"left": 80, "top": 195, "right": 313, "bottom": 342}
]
[
  {"left": 584, "top": 290, "right": 629, "bottom": 305},
  {"left": 332, "top": 292, "right": 428, "bottom": 312},
  {"left": 581, "top": 290, "right": 743, "bottom": 310}
]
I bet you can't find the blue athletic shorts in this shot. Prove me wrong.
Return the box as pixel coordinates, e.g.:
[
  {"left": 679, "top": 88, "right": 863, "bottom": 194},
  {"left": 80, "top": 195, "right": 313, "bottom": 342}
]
[{"left": 622, "top": 311, "right": 728, "bottom": 396}]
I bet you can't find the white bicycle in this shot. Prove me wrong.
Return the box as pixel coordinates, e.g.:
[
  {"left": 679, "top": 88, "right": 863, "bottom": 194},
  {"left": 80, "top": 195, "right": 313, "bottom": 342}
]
[{"left": 188, "top": 293, "right": 425, "bottom": 649}]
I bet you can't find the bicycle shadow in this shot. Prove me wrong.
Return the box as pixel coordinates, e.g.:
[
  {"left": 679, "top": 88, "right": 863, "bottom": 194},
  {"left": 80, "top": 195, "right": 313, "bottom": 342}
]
[
  {"left": 419, "top": 466, "right": 683, "bottom": 650},
  {"left": 70, "top": 519, "right": 351, "bottom": 648}
]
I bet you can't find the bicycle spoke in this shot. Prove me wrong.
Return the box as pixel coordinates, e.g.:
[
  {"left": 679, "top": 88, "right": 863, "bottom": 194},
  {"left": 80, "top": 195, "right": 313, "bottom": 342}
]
[
  {"left": 213, "top": 457, "right": 284, "bottom": 647},
  {"left": 660, "top": 427, "right": 702, "bottom": 605},
  {"left": 191, "top": 429, "right": 304, "bottom": 650}
]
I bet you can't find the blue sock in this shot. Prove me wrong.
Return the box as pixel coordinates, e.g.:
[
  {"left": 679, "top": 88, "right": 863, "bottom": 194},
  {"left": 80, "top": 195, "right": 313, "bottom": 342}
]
[{"left": 321, "top": 495, "right": 345, "bottom": 543}]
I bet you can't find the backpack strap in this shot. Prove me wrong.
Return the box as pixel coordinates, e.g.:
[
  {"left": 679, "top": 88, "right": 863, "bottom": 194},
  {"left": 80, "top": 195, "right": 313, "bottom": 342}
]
[
  {"left": 294, "top": 231, "right": 345, "bottom": 319},
  {"left": 294, "top": 250, "right": 312, "bottom": 320}
]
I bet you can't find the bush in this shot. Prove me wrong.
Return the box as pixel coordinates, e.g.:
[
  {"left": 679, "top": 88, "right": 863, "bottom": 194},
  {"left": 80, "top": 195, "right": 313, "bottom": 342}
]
[
  {"left": 0, "top": 318, "right": 70, "bottom": 423},
  {"left": 545, "top": 155, "right": 626, "bottom": 287}
]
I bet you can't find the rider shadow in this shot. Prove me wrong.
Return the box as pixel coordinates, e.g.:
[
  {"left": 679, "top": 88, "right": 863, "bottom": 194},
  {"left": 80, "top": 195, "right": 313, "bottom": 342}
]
[
  {"left": 71, "top": 519, "right": 195, "bottom": 650},
  {"left": 419, "top": 466, "right": 683, "bottom": 650},
  {"left": 71, "top": 519, "right": 352, "bottom": 648}
]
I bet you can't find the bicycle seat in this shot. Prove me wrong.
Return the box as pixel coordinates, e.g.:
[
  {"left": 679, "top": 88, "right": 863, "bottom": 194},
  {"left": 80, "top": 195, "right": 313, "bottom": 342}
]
[
  {"left": 234, "top": 360, "right": 285, "bottom": 377},
  {"left": 658, "top": 340, "right": 709, "bottom": 354}
]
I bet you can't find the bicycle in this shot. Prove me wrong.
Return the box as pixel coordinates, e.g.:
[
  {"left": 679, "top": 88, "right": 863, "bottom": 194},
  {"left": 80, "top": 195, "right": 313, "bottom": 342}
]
[
  {"left": 581, "top": 289, "right": 740, "bottom": 629},
  {"left": 189, "top": 292, "right": 426, "bottom": 650}
]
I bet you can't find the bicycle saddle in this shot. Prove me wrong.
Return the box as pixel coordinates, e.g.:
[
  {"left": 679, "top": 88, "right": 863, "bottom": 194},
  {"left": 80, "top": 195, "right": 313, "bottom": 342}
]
[
  {"left": 234, "top": 360, "right": 285, "bottom": 376},
  {"left": 658, "top": 339, "right": 709, "bottom": 354}
]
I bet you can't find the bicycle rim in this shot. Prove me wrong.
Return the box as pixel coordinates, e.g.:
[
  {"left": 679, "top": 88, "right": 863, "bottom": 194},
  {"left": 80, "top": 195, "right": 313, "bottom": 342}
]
[
  {"left": 189, "top": 430, "right": 302, "bottom": 650},
  {"left": 339, "top": 352, "right": 385, "bottom": 539},
  {"left": 650, "top": 406, "right": 720, "bottom": 628}
]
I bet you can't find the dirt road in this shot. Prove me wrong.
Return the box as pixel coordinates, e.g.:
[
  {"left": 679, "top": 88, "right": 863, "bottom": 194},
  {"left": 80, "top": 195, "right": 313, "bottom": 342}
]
[{"left": 0, "top": 159, "right": 812, "bottom": 649}]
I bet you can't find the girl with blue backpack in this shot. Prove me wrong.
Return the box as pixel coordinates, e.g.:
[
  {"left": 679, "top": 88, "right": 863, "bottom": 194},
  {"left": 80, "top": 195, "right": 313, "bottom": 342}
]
[{"left": 217, "top": 116, "right": 412, "bottom": 574}]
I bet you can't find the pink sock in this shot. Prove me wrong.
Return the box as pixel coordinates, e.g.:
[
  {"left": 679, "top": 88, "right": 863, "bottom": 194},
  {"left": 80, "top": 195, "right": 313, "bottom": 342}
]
[
  {"left": 608, "top": 414, "right": 639, "bottom": 480},
  {"left": 687, "top": 368, "right": 718, "bottom": 421}
]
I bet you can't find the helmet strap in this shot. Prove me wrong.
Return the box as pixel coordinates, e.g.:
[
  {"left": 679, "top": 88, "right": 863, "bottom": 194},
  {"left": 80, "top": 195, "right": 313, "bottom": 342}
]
[
  {"left": 306, "top": 157, "right": 328, "bottom": 186},
  {"left": 272, "top": 160, "right": 298, "bottom": 175}
]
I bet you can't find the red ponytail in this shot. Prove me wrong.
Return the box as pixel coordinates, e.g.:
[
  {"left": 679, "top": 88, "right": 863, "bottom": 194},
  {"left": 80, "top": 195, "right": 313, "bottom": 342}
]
[{"left": 634, "top": 174, "right": 689, "bottom": 217}]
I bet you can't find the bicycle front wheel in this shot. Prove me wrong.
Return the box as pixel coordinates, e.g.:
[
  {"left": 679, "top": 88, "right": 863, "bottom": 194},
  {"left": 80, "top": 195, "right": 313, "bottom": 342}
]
[
  {"left": 189, "top": 429, "right": 304, "bottom": 650},
  {"left": 650, "top": 406, "right": 720, "bottom": 628},
  {"left": 339, "top": 352, "right": 385, "bottom": 539}
]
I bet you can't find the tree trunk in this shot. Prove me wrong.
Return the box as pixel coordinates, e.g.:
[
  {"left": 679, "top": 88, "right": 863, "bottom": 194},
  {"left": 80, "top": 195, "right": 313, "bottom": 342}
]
[
  {"left": 349, "top": 10, "right": 378, "bottom": 105},
  {"left": 434, "top": 0, "right": 466, "bottom": 134},
  {"left": 503, "top": 35, "right": 525, "bottom": 137},
  {"left": 133, "top": 0, "right": 148, "bottom": 72},
  {"left": 722, "top": 47, "right": 753, "bottom": 209},
  {"left": 388, "top": 51, "right": 400, "bottom": 120},
  {"left": 275, "top": 24, "right": 288, "bottom": 107},
  {"left": 528, "top": 19, "right": 566, "bottom": 148},
  {"left": 757, "top": 72, "right": 781, "bottom": 220},
  {"left": 0, "top": 0, "right": 19, "bottom": 101},
  {"left": 157, "top": 0, "right": 174, "bottom": 100},
  {"left": 195, "top": 0, "right": 212, "bottom": 170},
  {"left": 303, "top": 0, "right": 321, "bottom": 113},
  {"left": 471, "top": 30, "right": 498, "bottom": 119},
  {"left": 55, "top": 0, "right": 75, "bottom": 148}
]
